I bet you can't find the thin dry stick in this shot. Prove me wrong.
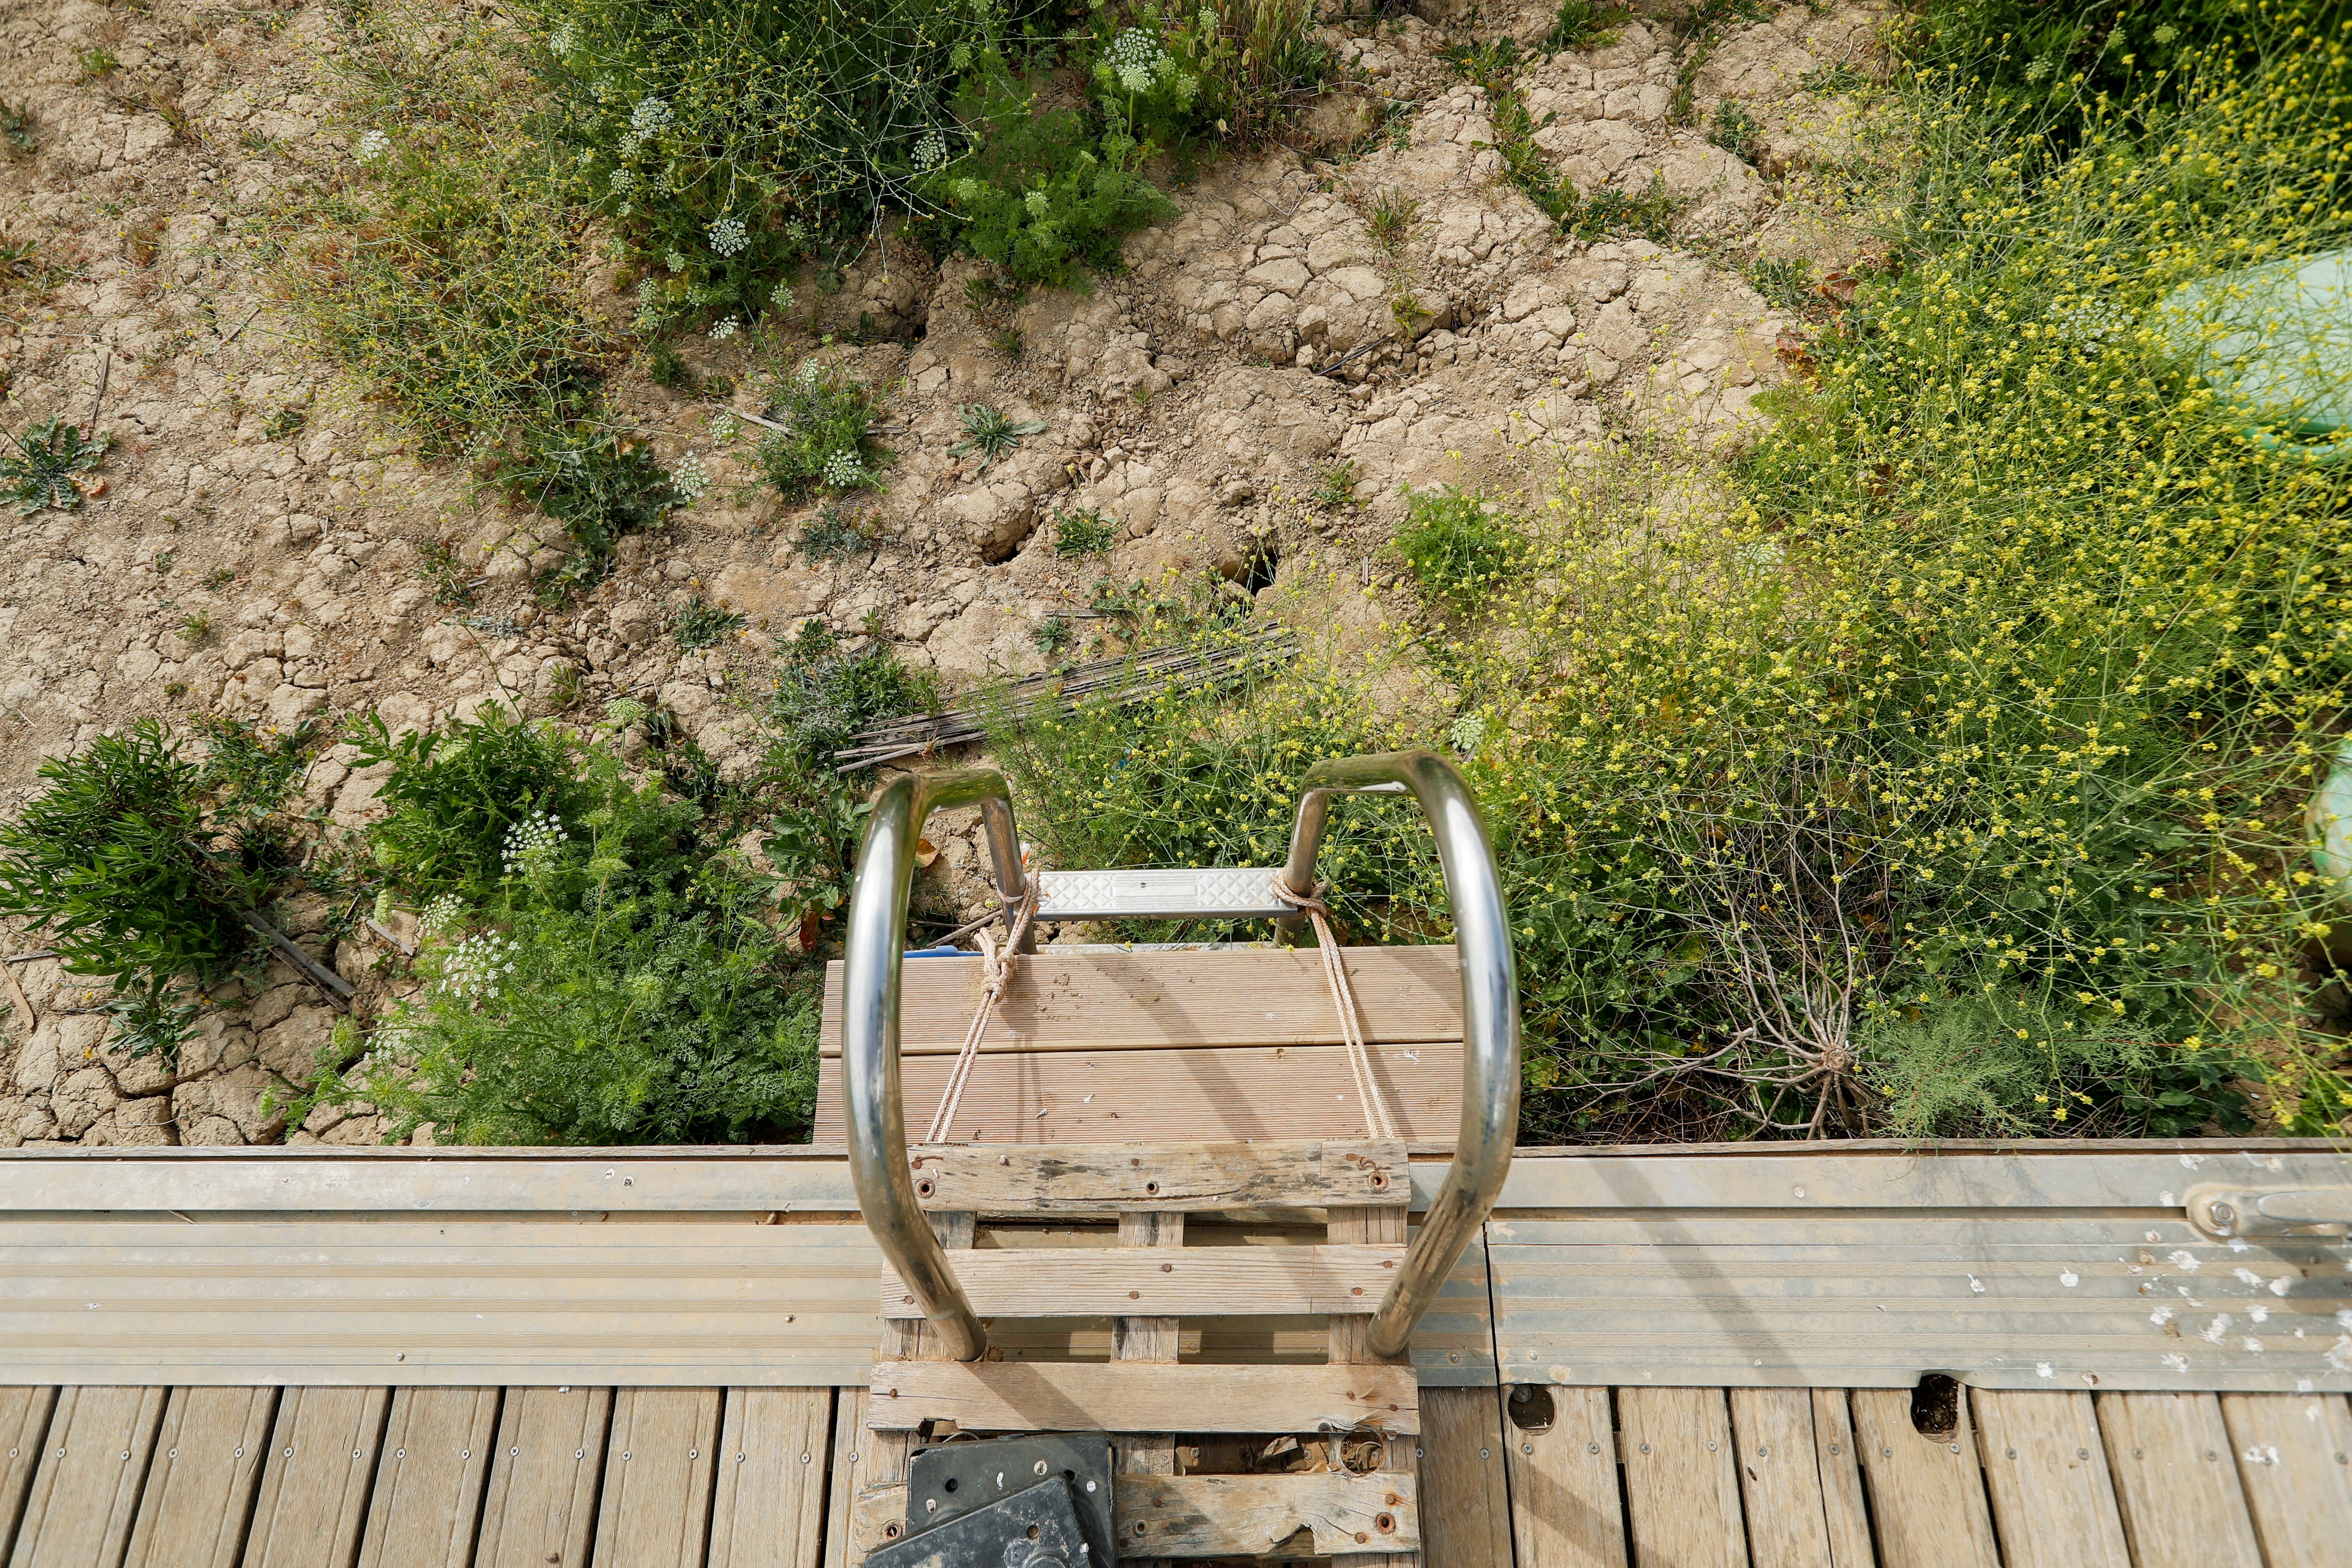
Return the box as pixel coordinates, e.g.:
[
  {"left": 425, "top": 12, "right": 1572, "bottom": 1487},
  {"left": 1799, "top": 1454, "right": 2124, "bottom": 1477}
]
[{"left": 83, "top": 348, "right": 111, "bottom": 438}]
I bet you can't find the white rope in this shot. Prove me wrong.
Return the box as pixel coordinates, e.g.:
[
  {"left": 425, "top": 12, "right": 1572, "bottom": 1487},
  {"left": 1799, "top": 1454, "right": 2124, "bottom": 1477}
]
[
  {"left": 925, "top": 885, "right": 1037, "bottom": 1145},
  {"left": 1272, "top": 882, "right": 1399, "bottom": 1142}
]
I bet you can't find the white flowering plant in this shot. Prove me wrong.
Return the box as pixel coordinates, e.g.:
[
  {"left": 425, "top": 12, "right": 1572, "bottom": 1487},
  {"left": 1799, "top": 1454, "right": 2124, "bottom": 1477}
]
[{"left": 755, "top": 359, "right": 890, "bottom": 497}]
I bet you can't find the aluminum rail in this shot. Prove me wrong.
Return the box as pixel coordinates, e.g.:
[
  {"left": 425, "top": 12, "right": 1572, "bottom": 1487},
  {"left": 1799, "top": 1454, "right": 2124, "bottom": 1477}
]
[
  {"left": 1279, "top": 750, "right": 1521, "bottom": 1360},
  {"left": 839, "top": 769, "right": 1029, "bottom": 1363}
]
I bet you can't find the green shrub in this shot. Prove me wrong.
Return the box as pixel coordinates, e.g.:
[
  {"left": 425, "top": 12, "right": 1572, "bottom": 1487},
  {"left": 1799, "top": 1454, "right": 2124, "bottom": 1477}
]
[
  {"left": 757, "top": 360, "right": 890, "bottom": 497},
  {"left": 768, "top": 622, "right": 935, "bottom": 771},
  {"left": 669, "top": 596, "right": 746, "bottom": 650},
  {"left": 918, "top": 53, "right": 1174, "bottom": 289},
  {"left": 0, "top": 719, "right": 317, "bottom": 1050},
  {"left": 4, "top": 417, "right": 108, "bottom": 516},
  {"left": 799, "top": 505, "right": 873, "bottom": 562},
  {"left": 269, "top": 5, "right": 614, "bottom": 460},
  {"left": 326, "top": 763, "right": 818, "bottom": 1144},
  {"left": 951, "top": 403, "right": 1045, "bottom": 471},
  {"left": 1545, "top": 0, "right": 1622, "bottom": 52},
  {"left": 520, "top": 0, "right": 994, "bottom": 325},
  {"left": 1050, "top": 506, "right": 1119, "bottom": 557},
  {"left": 1708, "top": 97, "right": 1760, "bottom": 163},
  {"left": 354, "top": 704, "right": 595, "bottom": 906},
  {"left": 1392, "top": 486, "right": 1518, "bottom": 607},
  {"left": 493, "top": 428, "right": 682, "bottom": 558},
  {"left": 1088, "top": 0, "right": 1327, "bottom": 148}
]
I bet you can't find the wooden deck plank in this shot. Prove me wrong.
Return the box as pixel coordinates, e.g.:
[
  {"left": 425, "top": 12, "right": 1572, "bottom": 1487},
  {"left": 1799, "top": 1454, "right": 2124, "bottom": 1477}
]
[
  {"left": 706, "top": 1389, "right": 832, "bottom": 1568},
  {"left": 864, "top": 1361, "right": 1421, "bottom": 1435},
  {"left": 1416, "top": 1387, "right": 1513, "bottom": 1568},
  {"left": 354, "top": 1388, "right": 500, "bottom": 1568},
  {"left": 1808, "top": 1390, "right": 1875, "bottom": 1568},
  {"left": 905, "top": 1139, "right": 1409, "bottom": 1212},
  {"left": 591, "top": 1388, "right": 722, "bottom": 1568},
  {"left": 2095, "top": 1392, "right": 2260, "bottom": 1568},
  {"left": 0, "top": 1388, "right": 57, "bottom": 1561},
  {"left": 1118, "top": 1209, "right": 1184, "bottom": 1568},
  {"left": 1501, "top": 1385, "right": 1627, "bottom": 1568},
  {"left": 7, "top": 1384, "right": 164, "bottom": 1568},
  {"left": 881, "top": 1243, "right": 1405, "bottom": 1318},
  {"left": 0, "top": 1219, "right": 882, "bottom": 1389},
  {"left": 240, "top": 1385, "right": 390, "bottom": 1568},
  {"left": 1330, "top": 1206, "right": 1413, "bottom": 1568},
  {"left": 122, "top": 1387, "right": 277, "bottom": 1568},
  {"left": 814, "top": 1043, "right": 1465, "bottom": 1146},
  {"left": 1851, "top": 1388, "right": 1999, "bottom": 1568},
  {"left": 2217, "top": 1392, "right": 2352, "bottom": 1568},
  {"left": 819, "top": 946, "right": 1464, "bottom": 1054},
  {"left": 1728, "top": 1388, "right": 1848, "bottom": 1568},
  {"left": 1617, "top": 1387, "right": 1746, "bottom": 1568},
  {"left": 819, "top": 1389, "right": 881, "bottom": 1568},
  {"left": 1972, "top": 1390, "right": 2130, "bottom": 1568},
  {"left": 474, "top": 1386, "right": 610, "bottom": 1568},
  {"left": 1485, "top": 1213, "right": 2351, "bottom": 1392}
]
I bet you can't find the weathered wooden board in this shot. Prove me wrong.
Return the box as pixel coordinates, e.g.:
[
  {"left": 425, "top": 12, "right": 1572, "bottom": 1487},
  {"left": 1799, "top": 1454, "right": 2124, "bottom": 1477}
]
[
  {"left": 1486, "top": 1214, "right": 2352, "bottom": 1391},
  {"left": 905, "top": 1139, "right": 1409, "bottom": 1212},
  {"left": 815, "top": 1043, "right": 1465, "bottom": 1145},
  {"left": 1851, "top": 1388, "right": 2000, "bottom": 1568},
  {"left": 819, "top": 946, "right": 1463, "bottom": 1054},
  {"left": 0, "top": 1388, "right": 58, "bottom": 1558},
  {"left": 473, "top": 1386, "right": 611, "bottom": 1568},
  {"left": 852, "top": 1471, "right": 1418, "bottom": 1559},
  {"left": 1727, "top": 1388, "right": 1847, "bottom": 1568},
  {"left": 882, "top": 1243, "right": 1403, "bottom": 1318},
  {"left": 0, "top": 1219, "right": 882, "bottom": 1387},
  {"left": 1117, "top": 1209, "right": 1184, "bottom": 1568},
  {"left": 2217, "top": 1392, "right": 2352, "bottom": 1568},
  {"left": 1617, "top": 1387, "right": 1746, "bottom": 1568},
  {"left": 242, "top": 1385, "right": 390, "bottom": 1568},
  {"left": 0, "top": 1154, "right": 860, "bottom": 1214},
  {"left": 707, "top": 1388, "right": 833, "bottom": 1568},
  {"left": 1972, "top": 1389, "right": 2131, "bottom": 1568},
  {"left": 122, "top": 1386, "right": 276, "bottom": 1568},
  {"left": 1502, "top": 1385, "right": 1627, "bottom": 1568},
  {"left": 1416, "top": 1386, "right": 1513, "bottom": 1568},
  {"left": 820, "top": 1389, "right": 882, "bottom": 1568},
  {"left": 7, "top": 1384, "right": 164, "bottom": 1568},
  {"left": 1328, "top": 1205, "right": 1413, "bottom": 1568},
  {"left": 355, "top": 1387, "right": 500, "bottom": 1568},
  {"left": 1807, "top": 1389, "right": 1875, "bottom": 1568},
  {"left": 590, "top": 1388, "right": 722, "bottom": 1568},
  {"left": 1489, "top": 1145, "right": 2352, "bottom": 1211},
  {"left": 2094, "top": 1391, "right": 2261, "bottom": 1568},
  {"left": 865, "top": 1361, "right": 1421, "bottom": 1434}
]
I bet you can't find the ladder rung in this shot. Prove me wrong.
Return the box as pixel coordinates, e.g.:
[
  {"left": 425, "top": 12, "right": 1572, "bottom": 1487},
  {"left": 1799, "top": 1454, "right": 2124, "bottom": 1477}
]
[
  {"left": 882, "top": 1244, "right": 1405, "bottom": 1319},
  {"left": 906, "top": 1139, "right": 1410, "bottom": 1211},
  {"left": 866, "top": 1360, "right": 1420, "bottom": 1434},
  {"left": 1033, "top": 866, "right": 1295, "bottom": 921}
]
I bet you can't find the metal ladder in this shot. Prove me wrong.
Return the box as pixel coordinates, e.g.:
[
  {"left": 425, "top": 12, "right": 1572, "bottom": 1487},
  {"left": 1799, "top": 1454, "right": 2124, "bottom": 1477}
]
[{"left": 838, "top": 751, "right": 1520, "bottom": 1565}]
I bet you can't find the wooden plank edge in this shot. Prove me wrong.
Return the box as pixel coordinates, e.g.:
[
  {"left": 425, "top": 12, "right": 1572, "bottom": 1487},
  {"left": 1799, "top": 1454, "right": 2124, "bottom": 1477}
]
[{"left": 864, "top": 1362, "right": 1421, "bottom": 1435}]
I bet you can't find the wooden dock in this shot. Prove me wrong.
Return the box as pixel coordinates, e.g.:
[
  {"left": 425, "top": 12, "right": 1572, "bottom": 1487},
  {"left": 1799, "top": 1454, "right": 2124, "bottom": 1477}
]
[{"left": 0, "top": 1140, "right": 2346, "bottom": 1565}]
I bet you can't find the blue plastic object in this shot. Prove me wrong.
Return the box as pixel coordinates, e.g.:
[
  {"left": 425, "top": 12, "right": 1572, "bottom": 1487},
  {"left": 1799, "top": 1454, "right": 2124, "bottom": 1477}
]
[{"left": 2158, "top": 248, "right": 2350, "bottom": 460}]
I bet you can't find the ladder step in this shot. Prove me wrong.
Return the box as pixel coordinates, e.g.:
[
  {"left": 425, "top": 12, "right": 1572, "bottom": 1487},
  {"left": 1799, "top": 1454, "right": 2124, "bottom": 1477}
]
[
  {"left": 851, "top": 1470, "right": 1419, "bottom": 1560},
  {"left": 1033, "top": 866, "right": 1296, "bottom": 921},
  {"left": 882, "top": 1244, "right": 1405, "bottom": 1319},
  {"left": 866, "top": 1361, "right": 1420, "bottom": 1434},
  {"left": 907, "top": 1139, "right": 1410, "bottom": 1212}
]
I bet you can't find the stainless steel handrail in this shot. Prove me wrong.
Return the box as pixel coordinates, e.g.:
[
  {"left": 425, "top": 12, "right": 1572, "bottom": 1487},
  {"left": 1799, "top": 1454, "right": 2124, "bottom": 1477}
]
[
  {"left": 840, "top": 769, "right": 1030, "bottom": 1363},
  {"left": 1279, "top": 750, "right": 1520, "bottom": 1360}
]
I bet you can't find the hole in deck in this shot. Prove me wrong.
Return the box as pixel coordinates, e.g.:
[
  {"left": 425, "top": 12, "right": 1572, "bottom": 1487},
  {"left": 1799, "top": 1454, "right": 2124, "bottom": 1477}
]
[
  {"left": 1910, "top": 1374, "right": 1961, "bottom": 1440},
  {"left": 1505, "top": 1385, "right": 1555, "bottom": 1434}
]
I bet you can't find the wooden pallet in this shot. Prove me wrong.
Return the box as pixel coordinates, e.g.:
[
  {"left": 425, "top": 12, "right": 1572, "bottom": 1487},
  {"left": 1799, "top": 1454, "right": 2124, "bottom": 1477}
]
[{"left": 848, "top": 1139, "right": 1422, "bottom": 1564}]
